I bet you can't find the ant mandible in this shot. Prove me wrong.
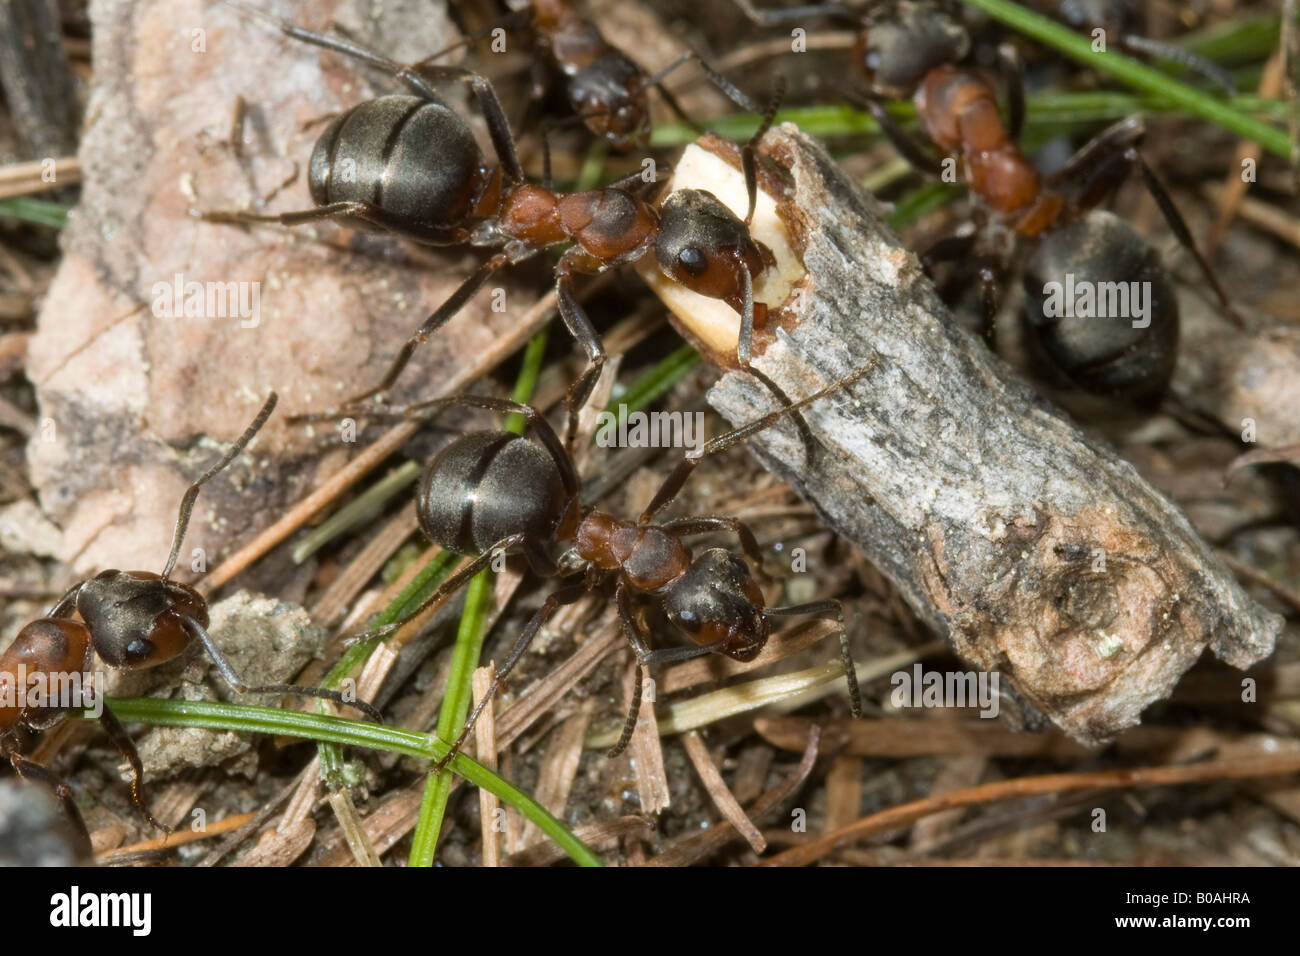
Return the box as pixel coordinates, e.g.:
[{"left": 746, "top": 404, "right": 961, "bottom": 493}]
[
  {"left": 317, "top": 362, "right": 876, "bottom": 771},
  {"left": 198, "top": 5, "right": 810, "bottom": 456},
  {"left": 735, "top": 0, "right": 1244, "bottom": 402},
  {"left": 0, "top": 393, "right": 382, "bottom": 839}
]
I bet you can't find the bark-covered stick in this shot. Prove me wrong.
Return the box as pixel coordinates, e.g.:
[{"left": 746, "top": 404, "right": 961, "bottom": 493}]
[{"left": 636, "top": 126, "right": 1280, "bottom": 745}]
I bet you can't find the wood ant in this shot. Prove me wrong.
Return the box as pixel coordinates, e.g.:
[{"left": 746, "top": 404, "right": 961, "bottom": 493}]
[
  {"left": 736, "top": 0, "right": 1243, "bottom": 402},
  {"left": 0, "top": 394, "right": 382, "bottom": 838},
  {"left": 199, "top": 6, "right": 809, "bottom": 454},
  {"left": 431, "top": 0, "right": 704, "bottom": 154},
  {"left": 318, "top": 362, "right": 876, "bottom": 771}
]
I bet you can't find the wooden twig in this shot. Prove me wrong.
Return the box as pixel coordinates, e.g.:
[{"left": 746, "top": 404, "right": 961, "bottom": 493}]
[{"left": 646, "top": 128, "right": 1281, "bottom": 746}]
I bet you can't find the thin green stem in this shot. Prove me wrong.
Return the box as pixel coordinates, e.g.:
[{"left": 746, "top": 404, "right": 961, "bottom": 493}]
[
  {"left": 291, "top": 461, "right": 421, "bottom": 564},
  {"left": 408, "top": 328, "right": 550, "bottom": 865},
  {"left": 96, "top": 698, "right": 602, "bottom": 866},
  {"left": 0, "top": 197, "right": 69, "bottom": 228},
  {"left": 955, "top": 0, "right": 1290, "bottom": 157}
]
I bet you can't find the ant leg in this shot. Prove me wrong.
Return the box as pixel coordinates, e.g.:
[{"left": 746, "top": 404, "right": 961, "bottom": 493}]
[
  {"left": 180, "top": 618, "right": 384, "bottom": 722},
  {"left": 839, "top": 88, "right": 944, "bottom": 178},
  {"left": 1044, "top": 116, "right": 1144, "bottom": 191},
  {"left": 662, "top": 516, "right": 764, "bottom": 566},
  {"left": 731, "top": 265, "right": 817, "bottom": 465},
  {"left": 97, "top": 704, "right": 173, "bottom": 833},
  {"left": 406, "top": 64, "right": 525, "bottom": 183},
  {"left": 432, "top": 581, "right": 590, "bottom": 773},
  {"left": 555, "top": 255, "right": 609, "bottom": 452},
  {"left": 1124, "top": 146, "right": 1245, "bottom": 328},
  {"left": 164, "top": 392, "right": 277, "bottom": 580},
  {"left": 233, "top": 5, "right": 526, "bottom": 183},
  {"left": 920, "top": 230, "right": 978, "bottom": 273},
  {"left": 645, "top": 53, "right": 705, "bottom": 133},
  {"left": 1119, "top": 34, "right": 1237, "bottom": 96},
  {"left": 996, "top": 42, "right": 1026, "bottom": 144},
  {"left": 660, "top": 515, "right": 775, "bottom": 583},
  {"left": 607, "top": 581, "right": 651, "bottom": 758},
  {"left": 350, "top": 533, "right": 536, "bottom": 648},
  {"left": 299, "top": 394, "right": 580, "bottom": 496},
  {"left": 47, "top": 582, "right": 84, "bottom": 619},
  {"left": 341, "top": 250, "right": 521, "bottom": 408},
  {"left": 764, "top": 599, "right": 861, "bottom": 716},
  {"left": 639, "top": 360, "right": 879, "bottom": 522},
  {"left": 5, "top": 747, "right": 93, "bottom": 854},
  {"left": 977, "top": 258, "right": 1002, "bottom": 351},
  {"left": 196, "top": 199, "right": 464, "bottom": 244}
]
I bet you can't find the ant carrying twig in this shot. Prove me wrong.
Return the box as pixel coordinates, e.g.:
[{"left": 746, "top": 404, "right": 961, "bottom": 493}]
[
  {"left": 198, "top": 4, "right": 813, "bottom": 457},
  {"left": 304, "top": 360, "right": 877, "bottom": 772},
  {"left": 0, "top": 394, "right": 382, "bottom": 841},
  {"left": 737, "top": 0, "right": 1245, "bottom": 402}
]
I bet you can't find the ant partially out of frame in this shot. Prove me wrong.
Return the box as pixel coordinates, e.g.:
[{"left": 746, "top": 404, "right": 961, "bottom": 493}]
[
  {"left": 0, "top": 394, "right": 382, "bottom": 842},
  {"left": 308, "top": 361, "right": 876, "bottom": 772},
  {"left": 430, "top": 0, "right": 705, "bottom": 154},
  {"left": 198, "top": 4, "right": 813, "bottom": 458},
  {"left": 735, "top": 0, "right": 1245, "bottom": 403}
]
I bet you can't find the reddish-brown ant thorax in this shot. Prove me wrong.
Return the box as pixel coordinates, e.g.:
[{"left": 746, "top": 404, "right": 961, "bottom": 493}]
[
  {"left": 558, "top": 190, "right": 659, "bottom": 262},
  {"left": 501, "top": 184, "right": 566, "bottom": 246}
]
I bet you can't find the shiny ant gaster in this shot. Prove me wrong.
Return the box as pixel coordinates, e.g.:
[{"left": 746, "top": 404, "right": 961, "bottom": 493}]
[
  {"left": 199, "top": 6, "right": 809, "bottom": 455},
  {"left": 0, "top": 394, "right": 381, "bottom": 839}
]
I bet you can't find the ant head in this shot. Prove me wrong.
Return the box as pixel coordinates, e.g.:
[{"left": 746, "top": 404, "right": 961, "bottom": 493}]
[
  {"left": 75, "top": 571, "right": 207, "bottom": 670},
  {"left": 855, "top": 1, "right": 969, "bottom": 98},
  {"left": 1021, "top": 210, "right": 1178, "bottom": 402},
  {"left": 570, "top": 54, "right": 650, "bottom": 151},
  {"left": 663, "top": 548, "right": 769, "bottom": 661},
  {"left": 655, "top": 189, "right": 770, "bottom": 305}
]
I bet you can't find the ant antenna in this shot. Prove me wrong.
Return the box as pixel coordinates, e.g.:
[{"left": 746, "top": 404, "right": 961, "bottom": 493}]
[{"left": 162, "top": 392, "right": 278, "bottom": 581}]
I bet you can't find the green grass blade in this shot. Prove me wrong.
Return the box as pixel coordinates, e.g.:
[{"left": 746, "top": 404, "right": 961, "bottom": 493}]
[
  {"left": 408, "top": 327, "right": 550, "bottom": 864},
  {"left": 955, "top": 0, "right": 1290, "bottom": 157},
  {"left": 96, "top": 697, "right": 602, "bottom": 867}
]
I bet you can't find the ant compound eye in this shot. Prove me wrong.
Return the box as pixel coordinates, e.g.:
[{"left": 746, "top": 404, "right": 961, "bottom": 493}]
[{"left": 677, "top": 246, "right": 708, "bottom": 277}]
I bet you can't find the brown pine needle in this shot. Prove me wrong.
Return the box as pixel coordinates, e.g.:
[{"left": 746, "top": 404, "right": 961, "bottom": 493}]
[
  {"left": 683, "top": 729, "right": 766, "bottom": 853},
  {"left": 761, "top": 753, "right": 1300, "bottom": 867},
  {"left": 96, "top": 810, "right": 258, "bottom": 862}
]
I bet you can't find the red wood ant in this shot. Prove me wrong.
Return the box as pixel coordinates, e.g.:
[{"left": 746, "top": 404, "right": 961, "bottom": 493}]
[
  {"left": 432, "top": 0, "right": 704, "bottom": 154},
  {"left": 320, "top": 362, "right": 876, "bottom": 771},
  {"left": 199, "top": 6, "right": 809, "bottom": 453},
  {"left": 736, "top": 0, "right": 1243, "bottom": 402},
  {"left": 0, "top": 394, "right": 382, "bottom": 838}
]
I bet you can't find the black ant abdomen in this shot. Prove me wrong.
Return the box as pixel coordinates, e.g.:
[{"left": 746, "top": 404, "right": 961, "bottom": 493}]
[
  {"left": 307, "top": 94, "right": 489, "bottom": 240},
  {"left": 1021, "top": 210, "right": 1179, "bottom": 401},
  {"left": 417, "top": 430, "right": 576, "bottom": 557}
]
